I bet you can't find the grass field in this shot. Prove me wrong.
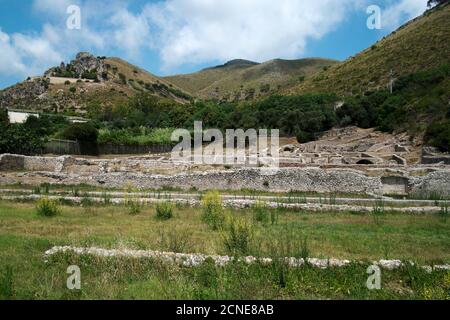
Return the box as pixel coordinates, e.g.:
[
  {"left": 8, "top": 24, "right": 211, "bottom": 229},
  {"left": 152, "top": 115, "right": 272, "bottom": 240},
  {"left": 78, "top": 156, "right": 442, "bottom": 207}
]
[{"left": 0, "top": 199, "right": 449, "bottom": 300}]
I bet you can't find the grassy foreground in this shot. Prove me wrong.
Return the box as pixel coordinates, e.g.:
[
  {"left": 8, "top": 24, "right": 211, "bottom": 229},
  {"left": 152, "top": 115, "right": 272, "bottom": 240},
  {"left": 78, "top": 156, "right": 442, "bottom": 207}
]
[{"left": 0, "top": 200, "right": 449, "bottom": 300}]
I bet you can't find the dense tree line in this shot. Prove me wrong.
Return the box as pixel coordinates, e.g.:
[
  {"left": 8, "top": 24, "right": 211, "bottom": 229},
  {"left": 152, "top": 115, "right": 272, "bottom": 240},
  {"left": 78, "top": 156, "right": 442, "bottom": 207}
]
[{"left": 87, "top": 92, "right": 339, "bottom": 143}]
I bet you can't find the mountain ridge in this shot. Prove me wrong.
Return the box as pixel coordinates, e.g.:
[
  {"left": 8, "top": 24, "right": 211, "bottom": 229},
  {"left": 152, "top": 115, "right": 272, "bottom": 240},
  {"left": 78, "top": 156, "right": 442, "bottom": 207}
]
[{"left": 164, "top": 57, "right": 338, "bottom": 101}]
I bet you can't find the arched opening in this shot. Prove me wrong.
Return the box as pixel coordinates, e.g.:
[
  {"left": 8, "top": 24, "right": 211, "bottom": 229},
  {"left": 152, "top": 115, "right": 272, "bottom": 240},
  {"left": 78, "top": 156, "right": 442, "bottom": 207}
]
[{"left": 356, "top": 159, "right": 374, "bottom": 165}]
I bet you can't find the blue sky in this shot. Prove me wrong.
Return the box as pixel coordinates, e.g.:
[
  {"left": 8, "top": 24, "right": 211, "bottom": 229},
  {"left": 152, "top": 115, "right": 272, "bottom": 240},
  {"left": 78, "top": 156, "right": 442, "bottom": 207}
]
[{"left": 0, "top": 0, "right": 428, "bottom": 89}]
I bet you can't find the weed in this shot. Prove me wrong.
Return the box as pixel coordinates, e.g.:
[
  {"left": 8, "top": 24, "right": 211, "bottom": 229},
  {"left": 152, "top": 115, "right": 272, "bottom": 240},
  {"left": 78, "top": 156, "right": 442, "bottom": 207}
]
[
  {"left": 71, "top": 187, "right": 80, "bottom": 197},
  {"left": 372, "top": 200, "right": 385, "bottom": 225},
  {"left": 201, "top": 191, "right": 225, "bottom": 230},
  {"left": 0, "top": 266, "right": 14, "bottom": 299},
  {"left": 126, "top": 198, "right": 142, "bottom": 215},
  {"left": 155, "top": 202, "right": 174, "bottom": 221},
  {"left": 35, "top": 197, "right": 60, "bottom": 217},
  {"left": 271, "top": 209, "right": 279, "bottom": 226},
  {"left": 102, "top": 192, "right": 111, "bottom": 206},
  {"left": 158, "top": 229, "right": 192, "bottom": 253},
  {"left": 223, "top": 214, "right": 253, "bottom": 256},
  {"left": 252, "top": 201, "right": 269, "bottom": 225},
  {"left": 300, "top": 236, "right": 310, "bottom": 262},
  {"left": 438, "top": 202, "right": 449, "bottom": 222},
  {"left": 81, "top": 197, "right": 96, "bottom": 214},
  {"left": 40, "top": 183, "right": 50, "bottom": 194}
]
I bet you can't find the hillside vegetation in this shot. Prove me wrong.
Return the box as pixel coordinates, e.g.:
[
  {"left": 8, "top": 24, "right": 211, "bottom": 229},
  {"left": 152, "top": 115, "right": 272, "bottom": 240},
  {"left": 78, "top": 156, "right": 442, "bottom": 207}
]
[
  {"left": 165, "top": 58, "right": 337, "bottom": 101},
  {"left": 287, "top": 3, "right": 450, "bottom": 96},
  {"left": 0, "top": 53, "right": 191, "bottom": 116}
]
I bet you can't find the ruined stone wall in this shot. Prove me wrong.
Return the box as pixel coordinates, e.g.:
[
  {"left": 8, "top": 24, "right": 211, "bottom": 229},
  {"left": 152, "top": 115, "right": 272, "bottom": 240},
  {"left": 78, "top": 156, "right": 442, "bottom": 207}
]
[
  {"left": 409, "top": 170, "right": 450, "bottom": 197},
  {"left": 0, "top": 154, "right": 25, "bottom": 171},
  {"left": 1, "top": 154, "right": 449, "bottom": 196},
  {"left": 0, "top": 154, "right": 67, "bottom": 172}
]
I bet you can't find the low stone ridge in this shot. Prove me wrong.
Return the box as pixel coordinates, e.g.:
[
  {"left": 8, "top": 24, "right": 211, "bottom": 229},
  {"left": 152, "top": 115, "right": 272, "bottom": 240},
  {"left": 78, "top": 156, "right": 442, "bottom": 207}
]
[
  {"left": 0, "top": 193, "right": 442, "bottom": 214},
  {"left": 44, "top": 246, "right": 450, "bottom": 271}
]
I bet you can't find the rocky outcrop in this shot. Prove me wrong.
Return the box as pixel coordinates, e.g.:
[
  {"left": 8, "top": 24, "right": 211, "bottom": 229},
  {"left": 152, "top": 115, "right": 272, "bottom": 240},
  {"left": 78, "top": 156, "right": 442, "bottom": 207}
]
[
  {"left": 0, "top": 77, "right": 50, "bottom": 109},
  {"left": 45, "top": 52, "right": 106, "bottom": 81}
]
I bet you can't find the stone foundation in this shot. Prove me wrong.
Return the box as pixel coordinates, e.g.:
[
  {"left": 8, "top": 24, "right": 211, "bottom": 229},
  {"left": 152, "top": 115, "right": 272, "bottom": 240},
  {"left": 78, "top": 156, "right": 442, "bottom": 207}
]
[{"left": 1, "top": 154, "right": 449, "bottom": 196}]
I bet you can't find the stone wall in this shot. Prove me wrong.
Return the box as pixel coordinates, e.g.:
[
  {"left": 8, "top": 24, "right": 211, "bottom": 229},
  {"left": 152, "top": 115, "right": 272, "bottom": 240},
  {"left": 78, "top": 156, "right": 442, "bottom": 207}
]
[
  {"left": 1, "top": 154, "right": 449, "bottom": 197},
  {"left": 0, "top": 154, "right": 68, "bottom": 172},
  {"left": 0, "top": 154, "right": 25, "bottom": 171}
]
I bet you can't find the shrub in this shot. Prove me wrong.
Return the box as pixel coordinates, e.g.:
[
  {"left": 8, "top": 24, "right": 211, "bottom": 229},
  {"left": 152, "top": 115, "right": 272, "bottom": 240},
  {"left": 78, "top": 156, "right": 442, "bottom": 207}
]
[
  {"left": 118, "top": 73, "right": 127, "bottom": 84},
  {"left": 36, "top": 197, "right": 60, "bottom": 217},
  {"left": 296, "top": 130, "right": 314, "bottom": 144},
  {"left": 69, "top": 86, "right": 76, "bottom": 93},
  {"left": 252, "top": 201, "right": 269, "bottom": 225},
  {"left": 127, "top": 198, "right": 142, "bottom": 215},
  {"left": 0, "top": 123, "right": 44, "bottom": 155},
  {"left": 223, "top": 214, "right": 253, "bottom": 256},
  {"left": 61, "top": 123, "right": 98, "bottom": 142},
  {"left": 201, "top": 191, "right": 225, "bottom": 230},
  {"left": 155, "top": 201, "right": 174, "bottom": 220},
  {"left": 64, "top": 80, "right": 71, "bottom": 85},
  {"left": 0, "top": 108, "right": 8, "bottom": 125},
  {"left": 425, "top": 120, "right": 450, "bottom": 152}
]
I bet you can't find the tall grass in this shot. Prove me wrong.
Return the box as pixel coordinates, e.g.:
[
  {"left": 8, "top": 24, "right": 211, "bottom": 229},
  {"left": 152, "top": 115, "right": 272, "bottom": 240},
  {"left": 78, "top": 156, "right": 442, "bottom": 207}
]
[
  {"left": 371, "top": 200, "right": 385, "bottom": 225},
  {"left": 252, "top": 201, "right": 269, "bottom": 225},
  {"left": 158, "top": 229, "right": 192, "bottom": 253},
  {"left": 0, "top": 266, "right": 14, "bottom": 299},
  {"left": 201, "top": 191, "right": 225, "bottom": 230},
  {"left": 223, "top": 214, "right": 253, "bottom": 256}
]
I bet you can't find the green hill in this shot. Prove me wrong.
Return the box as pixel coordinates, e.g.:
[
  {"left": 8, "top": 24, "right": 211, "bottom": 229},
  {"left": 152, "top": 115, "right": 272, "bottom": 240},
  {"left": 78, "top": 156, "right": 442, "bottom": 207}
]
[
  {"left": 0, "top": 53, "right": 191, "bottom": 116},
  {"left": 164, "top": 58, "right": 337, "bottom": 101},
  {"left": 286, "top": 3, "right": 450, "bottom": 96}
]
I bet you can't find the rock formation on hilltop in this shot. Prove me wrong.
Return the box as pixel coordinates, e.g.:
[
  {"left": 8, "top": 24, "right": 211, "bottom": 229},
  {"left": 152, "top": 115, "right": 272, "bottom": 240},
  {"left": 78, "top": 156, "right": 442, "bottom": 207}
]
[{"left": 44, "top": 52, "right": 107, "bottom": 82}]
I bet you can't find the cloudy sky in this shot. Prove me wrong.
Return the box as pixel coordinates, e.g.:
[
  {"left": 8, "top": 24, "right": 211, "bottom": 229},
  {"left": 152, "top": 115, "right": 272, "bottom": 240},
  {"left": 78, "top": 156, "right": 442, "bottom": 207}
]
[{"left": 0, "top": 0, "right": 428, "bottom": 88}]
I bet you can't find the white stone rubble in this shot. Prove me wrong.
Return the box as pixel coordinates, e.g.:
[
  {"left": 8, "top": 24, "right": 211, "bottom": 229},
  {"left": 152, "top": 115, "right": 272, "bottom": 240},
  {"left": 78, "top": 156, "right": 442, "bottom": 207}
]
[{"left": 44, "top": 246, "right": 450, "bottom": 272}]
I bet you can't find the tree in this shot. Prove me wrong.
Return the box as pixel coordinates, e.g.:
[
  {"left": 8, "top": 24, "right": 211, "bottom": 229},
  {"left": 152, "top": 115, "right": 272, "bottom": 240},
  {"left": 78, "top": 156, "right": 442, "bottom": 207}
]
[
  {"left": 0, "top": 108, "right": 9, "bottom": 125},
  {"left": 62, "top": 122, "right": 98, "bottom": 142},
  {"left": 0, "top": 124, "right": 44, "bottom": 155},
  {"left": 62, "top": 122, "right": 99, "bottom": 156}
]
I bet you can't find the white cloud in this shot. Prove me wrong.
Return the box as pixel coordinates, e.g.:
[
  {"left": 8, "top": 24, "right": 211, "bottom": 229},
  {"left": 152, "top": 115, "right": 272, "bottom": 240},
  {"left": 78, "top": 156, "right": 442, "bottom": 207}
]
[
  {"left": 144, "top": 0, "right": 364, "bottom": 69},
  {"left": 111, "top": 9, "right": 152, "bottom": 59},
  {"left": 0, "top": 29, "right": 27, "bottom": 76},
  {"left": 0, "top": 0, "right": 431, "bottom": 82},
  {"left": 33, "top": 0, "right": 79, "bottom": 17},
  {"left": 382, "top": 0, "right": 428, "bottom": 30}
]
